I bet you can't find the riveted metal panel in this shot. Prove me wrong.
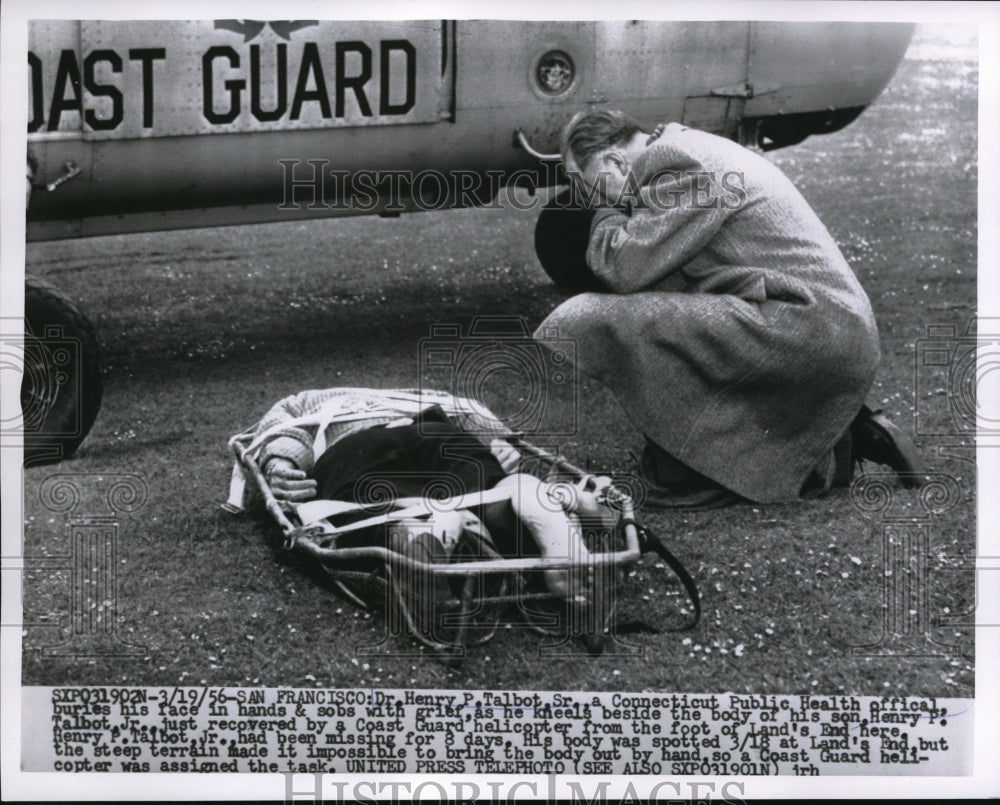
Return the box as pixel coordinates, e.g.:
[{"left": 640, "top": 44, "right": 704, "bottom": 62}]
[
  {"left": 567, "top": 21, "right": 756, "bottom": 137},
  {"left": 593, "top": 22, "right": 749, "bottom": 114},
  {"left": 455, "top": 21, "right": 595, "bottom": 110},
  {"left": 744, "top": 22, "right": 915, "bottom": 116},
  {"left": 28, "top": 20, "right": 449, "bottom": 140},
  {"left": 441, "top": 22, "right": 600, "bottom": 162}
]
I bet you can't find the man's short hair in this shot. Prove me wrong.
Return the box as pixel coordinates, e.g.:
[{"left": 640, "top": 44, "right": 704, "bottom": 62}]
[{"left": 561, "top": 110, "right": 643, "bottom": 170}]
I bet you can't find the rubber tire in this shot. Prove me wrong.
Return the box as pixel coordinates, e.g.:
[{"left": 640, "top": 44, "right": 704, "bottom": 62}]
[
  {"left": 533, "top": 189, "right": 609, "bottom": 293},
  {"left": 22, "top": 275, "right": 103, "bottom": 466}
]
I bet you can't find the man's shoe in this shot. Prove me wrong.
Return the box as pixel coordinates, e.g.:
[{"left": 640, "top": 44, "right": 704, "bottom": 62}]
[{"left": 850, "top": 405, "right": 926, "bottom": 488}]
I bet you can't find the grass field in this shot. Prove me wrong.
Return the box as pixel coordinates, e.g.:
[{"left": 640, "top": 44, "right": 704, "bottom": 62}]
[{"left": 21, "top": 24, "right": 977, "bottom": 698}]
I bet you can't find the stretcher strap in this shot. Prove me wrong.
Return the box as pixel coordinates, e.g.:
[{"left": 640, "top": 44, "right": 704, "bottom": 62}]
[
  {"left": 310, "top": 393, "right": 447, "bottom": 456},
  {"left": 224, "top": 460, "right": 248, "bottom": 513},
  {"left": 295, "top": 486, "right": 515, "bottom": 536}
]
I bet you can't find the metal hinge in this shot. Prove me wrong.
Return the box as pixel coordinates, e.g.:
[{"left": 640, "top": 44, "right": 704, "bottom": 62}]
[{"left": 710, "top": 81, "right": 780, "bottom": 100}]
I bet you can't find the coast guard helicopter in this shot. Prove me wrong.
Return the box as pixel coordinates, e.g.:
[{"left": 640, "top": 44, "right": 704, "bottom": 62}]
[{"left": 22, "top": 19, "right": 914, "bottom": 462}]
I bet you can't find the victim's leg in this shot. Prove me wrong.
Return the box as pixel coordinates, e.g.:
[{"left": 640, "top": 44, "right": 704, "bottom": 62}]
[{"left": 490, "top": 473, "right": 591, "bottom": 601}]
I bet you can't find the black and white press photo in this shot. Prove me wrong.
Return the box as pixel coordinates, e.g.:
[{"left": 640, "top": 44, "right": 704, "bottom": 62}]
[{"left": 2, "top": 1, "right": 997, "bottom": 800}]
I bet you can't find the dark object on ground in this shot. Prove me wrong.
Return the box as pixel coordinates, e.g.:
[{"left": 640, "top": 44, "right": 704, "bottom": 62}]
[
  {"left": 22, "top": 275, "right": 103, "bottom": 466},
  {"left": 851, "top": 404, "right": 927, "bottom": 487},
  {"left": 638, "top": 439, "right": 742, "bottom": 510},
  {"left": 534, "top": 189, "right": 607, "bottom": 292}
]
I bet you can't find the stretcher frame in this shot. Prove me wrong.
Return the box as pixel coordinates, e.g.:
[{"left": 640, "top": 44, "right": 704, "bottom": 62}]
[{"left": 227, "top": 428, "right": 695, "bottom": 665}]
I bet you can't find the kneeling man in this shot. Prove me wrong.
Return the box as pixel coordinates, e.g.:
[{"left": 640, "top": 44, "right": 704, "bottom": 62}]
[{"left": 536, "top": 110, "right": 922, "bottom": 508}]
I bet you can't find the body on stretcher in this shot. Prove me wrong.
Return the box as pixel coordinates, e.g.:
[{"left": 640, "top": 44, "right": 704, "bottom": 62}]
[{"left": 224, "top": 389, "right": 697, "bottom": 662}]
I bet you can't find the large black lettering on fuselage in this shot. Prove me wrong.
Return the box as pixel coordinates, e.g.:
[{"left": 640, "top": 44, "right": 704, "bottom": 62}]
[
  {"left": 27, "top": 39, "right": 417, "bottom": 132},
  {"left": 202, "top": 40, "right": 416, "bottom": 124},
  {"left": 28, "top": 48, "right": 165, "bottom": 132}
]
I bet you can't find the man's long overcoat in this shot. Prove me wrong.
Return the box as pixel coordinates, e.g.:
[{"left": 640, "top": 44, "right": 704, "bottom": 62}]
[{"left": 536, "top": 124, "right": 880, "bottom": 502}]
